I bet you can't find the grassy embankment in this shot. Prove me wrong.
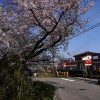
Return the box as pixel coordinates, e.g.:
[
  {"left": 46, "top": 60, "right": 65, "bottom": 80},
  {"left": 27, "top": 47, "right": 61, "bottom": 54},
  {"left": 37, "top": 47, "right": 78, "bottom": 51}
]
[{"left": 32, "top": 81, "right": 55, "bottom": 100}]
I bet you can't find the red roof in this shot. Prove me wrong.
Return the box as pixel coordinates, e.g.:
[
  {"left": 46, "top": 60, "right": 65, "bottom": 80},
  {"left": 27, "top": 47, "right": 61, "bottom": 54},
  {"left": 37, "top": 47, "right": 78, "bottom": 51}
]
[{"left": 74, "top": 51, "right": 100, "bottom": 57}]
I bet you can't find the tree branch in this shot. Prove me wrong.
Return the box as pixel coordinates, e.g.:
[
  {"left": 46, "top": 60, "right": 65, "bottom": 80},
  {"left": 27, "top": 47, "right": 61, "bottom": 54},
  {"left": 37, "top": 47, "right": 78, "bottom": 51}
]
[
  {"left": 30, "top": 9, "right": 47, "bottom": 32},
  {"left": 50, "top": 34, "right": 62, "bottom": 47},
  {"left": 31, "top": 34, "right": 62, "bottom": 58},
  {"left": 30, "top": 57, "right": 53, "bottom": 62},
  {"left": 30, "top": 9, "right": 66, "bottom": 55},
  {"left": 29, "top": 6, "right": 74, "bottom": 58}
]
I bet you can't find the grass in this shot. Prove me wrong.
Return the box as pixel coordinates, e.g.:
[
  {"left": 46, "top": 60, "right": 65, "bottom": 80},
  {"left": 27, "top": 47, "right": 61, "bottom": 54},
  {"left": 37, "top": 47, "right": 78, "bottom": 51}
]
[{"left": 32, "top": 81, "right": 56, "bottom": 100}]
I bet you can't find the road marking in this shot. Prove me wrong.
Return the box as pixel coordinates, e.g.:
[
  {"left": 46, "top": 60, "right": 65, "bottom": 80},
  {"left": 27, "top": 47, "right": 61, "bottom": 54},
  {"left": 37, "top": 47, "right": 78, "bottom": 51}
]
[{"left": 61, "top": 78, "right": 75, "bottom": 81}]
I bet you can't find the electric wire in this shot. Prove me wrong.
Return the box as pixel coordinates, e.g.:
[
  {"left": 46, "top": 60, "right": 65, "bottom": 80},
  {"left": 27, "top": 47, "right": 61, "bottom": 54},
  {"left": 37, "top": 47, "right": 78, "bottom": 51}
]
[{"left": 69, "top": 21, "right": 100, "bottom": 40}]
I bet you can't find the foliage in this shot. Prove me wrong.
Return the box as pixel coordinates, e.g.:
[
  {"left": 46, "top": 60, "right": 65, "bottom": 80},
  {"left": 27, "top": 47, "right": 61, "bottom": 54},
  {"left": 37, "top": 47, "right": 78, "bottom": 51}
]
[
  {"left": 0, "top": 55, "right": 33, "bottom": 100},
  {"left": 32, "top": 81, "right": 55, "bottom": 100},
  {"left": 0, "top": 54, "right": 55, "bottom": 100}
]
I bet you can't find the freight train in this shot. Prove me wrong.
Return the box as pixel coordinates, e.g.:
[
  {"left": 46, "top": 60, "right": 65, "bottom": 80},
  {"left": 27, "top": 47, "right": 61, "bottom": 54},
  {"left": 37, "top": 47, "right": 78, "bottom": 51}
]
[{"left": 57, "top": 60, "right": 100, "bottom": 77}]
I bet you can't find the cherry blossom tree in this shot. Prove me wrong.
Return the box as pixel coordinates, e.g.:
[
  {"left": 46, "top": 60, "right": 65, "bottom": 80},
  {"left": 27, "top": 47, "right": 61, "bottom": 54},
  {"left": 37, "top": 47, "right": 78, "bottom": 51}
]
[{"left": 0, "top": 0, "right": 94, "bottom": 62}]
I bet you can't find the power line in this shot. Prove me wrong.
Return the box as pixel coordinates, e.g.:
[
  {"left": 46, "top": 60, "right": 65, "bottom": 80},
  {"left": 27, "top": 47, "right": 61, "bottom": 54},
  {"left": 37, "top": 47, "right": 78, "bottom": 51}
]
[
  {"left": 69, "top": 22, "right": 100, "bottom": 40},
  {"left": 88, "top": 13, "right": 100, "bottom": 22}
]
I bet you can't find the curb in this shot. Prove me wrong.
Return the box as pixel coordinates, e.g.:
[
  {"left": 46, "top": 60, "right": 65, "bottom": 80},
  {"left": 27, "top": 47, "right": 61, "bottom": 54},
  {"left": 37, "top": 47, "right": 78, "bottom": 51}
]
[{"left": 54, "top": 88, "right": 63, "bottom": 100}]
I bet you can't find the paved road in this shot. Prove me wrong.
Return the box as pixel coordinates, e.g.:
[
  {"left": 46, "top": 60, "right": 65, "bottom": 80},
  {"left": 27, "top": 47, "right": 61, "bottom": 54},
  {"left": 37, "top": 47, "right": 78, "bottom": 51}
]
[{"left": 35, "top": 77, "right": 100, "bottom": 100}]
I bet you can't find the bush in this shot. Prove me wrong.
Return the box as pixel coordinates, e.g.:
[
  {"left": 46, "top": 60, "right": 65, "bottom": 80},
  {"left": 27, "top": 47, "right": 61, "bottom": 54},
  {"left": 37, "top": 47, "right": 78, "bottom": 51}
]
[
  {"left": 0, "top": 55, "right": 55, "bottom": 100},
  {"left": 32, "top": 81, "right": 55, "bottom": 100}
]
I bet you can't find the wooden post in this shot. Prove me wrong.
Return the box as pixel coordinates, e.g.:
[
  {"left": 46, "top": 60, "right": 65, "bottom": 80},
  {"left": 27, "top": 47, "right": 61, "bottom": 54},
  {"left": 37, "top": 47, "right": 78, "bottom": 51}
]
[
  {"left": 66, "top": 71, "right": 69, "bottom": 77},
  {"left": 56, "top": 71, "right": 59, "bottom": 76},
  {"left": 64, "top": 72, "right": 67, "bottom": 77}
]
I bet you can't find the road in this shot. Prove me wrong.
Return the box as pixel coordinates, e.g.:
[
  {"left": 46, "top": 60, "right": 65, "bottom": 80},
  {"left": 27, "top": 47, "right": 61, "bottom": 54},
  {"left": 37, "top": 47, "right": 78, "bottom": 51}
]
[{"left": 35, "top": 77, "right": 100, "bottom": 100}]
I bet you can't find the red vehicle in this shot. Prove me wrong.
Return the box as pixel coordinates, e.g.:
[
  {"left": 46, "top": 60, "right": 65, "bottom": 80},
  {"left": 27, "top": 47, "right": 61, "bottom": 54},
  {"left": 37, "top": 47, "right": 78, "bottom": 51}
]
[{"left": 57, "top": 60, "right": 100, "bottom": 77}]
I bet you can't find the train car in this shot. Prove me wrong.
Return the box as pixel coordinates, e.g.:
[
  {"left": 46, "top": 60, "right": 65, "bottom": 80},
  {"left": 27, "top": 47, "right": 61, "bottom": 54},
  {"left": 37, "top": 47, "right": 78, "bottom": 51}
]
[{"left": 57, "top": 60, "right": 100, "bottom": 77}]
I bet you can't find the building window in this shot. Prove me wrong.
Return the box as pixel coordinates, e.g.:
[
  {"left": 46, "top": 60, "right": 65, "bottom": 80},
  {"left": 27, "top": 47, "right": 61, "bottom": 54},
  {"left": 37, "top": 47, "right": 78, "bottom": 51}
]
[{"left": 93, "top": 56, "right": 98, "bottom": 59}]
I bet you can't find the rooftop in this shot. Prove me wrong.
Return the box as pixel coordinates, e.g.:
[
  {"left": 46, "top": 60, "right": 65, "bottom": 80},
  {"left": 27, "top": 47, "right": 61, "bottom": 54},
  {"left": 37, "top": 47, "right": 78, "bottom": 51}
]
[{"left": 74, "top": 51, "right": 100, "bottom": 57}]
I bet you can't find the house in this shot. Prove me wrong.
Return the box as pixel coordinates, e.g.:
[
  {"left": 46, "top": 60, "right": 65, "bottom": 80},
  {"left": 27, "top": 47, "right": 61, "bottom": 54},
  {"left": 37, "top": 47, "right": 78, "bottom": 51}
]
[{"left": 74, "top": 51, "right": 100, "bottom": 68}]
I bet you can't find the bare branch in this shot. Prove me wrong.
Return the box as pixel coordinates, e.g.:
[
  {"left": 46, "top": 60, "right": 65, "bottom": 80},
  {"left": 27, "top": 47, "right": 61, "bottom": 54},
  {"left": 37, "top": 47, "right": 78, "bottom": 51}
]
[{"left": 29, "top": 9, "right": 47, "bottom": 32}]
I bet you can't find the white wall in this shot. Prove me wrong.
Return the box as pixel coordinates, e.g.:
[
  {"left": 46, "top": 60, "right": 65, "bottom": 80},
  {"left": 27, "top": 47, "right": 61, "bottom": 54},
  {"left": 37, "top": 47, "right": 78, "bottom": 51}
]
[{"left": 82, "top": 55, "right": 92, "bottom": 60}]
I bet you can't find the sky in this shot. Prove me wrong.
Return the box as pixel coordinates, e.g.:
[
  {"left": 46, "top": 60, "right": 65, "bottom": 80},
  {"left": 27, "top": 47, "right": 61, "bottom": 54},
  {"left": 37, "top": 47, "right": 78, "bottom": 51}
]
[
  {"left": 60, "top": 0, "right": 100, "bottom": 58},
  {"left": 0, "top": 0, "right": 100, "bottom": 58}
]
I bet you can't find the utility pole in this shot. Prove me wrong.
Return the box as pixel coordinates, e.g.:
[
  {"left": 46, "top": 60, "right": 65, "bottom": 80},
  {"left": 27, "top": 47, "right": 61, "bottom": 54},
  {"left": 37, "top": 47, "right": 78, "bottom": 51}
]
[{"left": 52, "top": 48, "right": 56, "bottom": 76}]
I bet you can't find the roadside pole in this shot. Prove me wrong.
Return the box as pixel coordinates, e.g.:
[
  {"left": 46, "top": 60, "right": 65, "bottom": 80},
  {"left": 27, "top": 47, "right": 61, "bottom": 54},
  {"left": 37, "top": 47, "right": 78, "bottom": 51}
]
[{"left": 66, "top": 71, "right": 69, "bottom": 77}]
